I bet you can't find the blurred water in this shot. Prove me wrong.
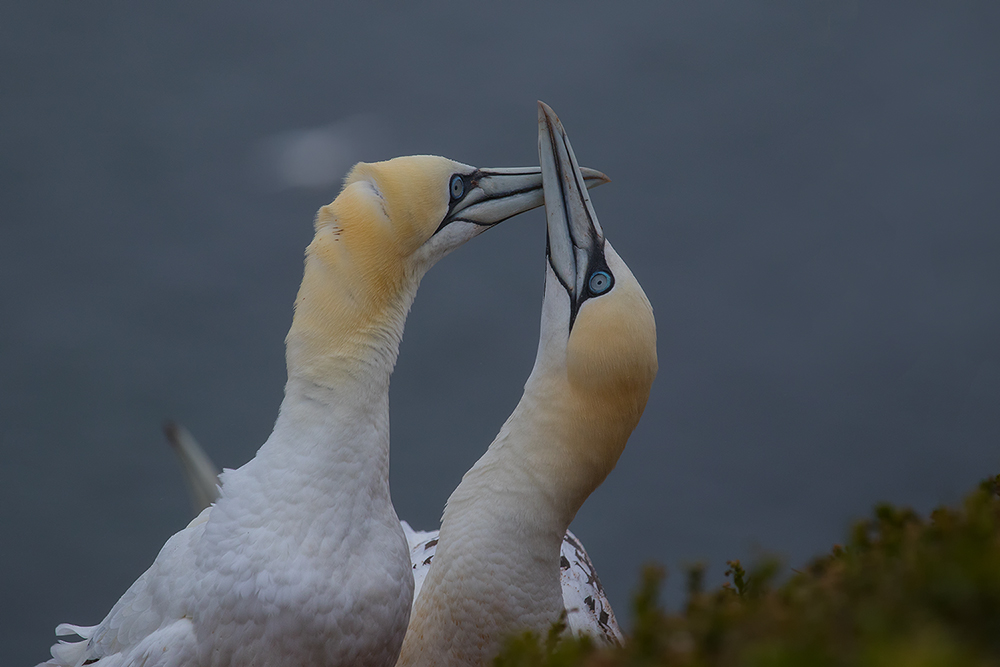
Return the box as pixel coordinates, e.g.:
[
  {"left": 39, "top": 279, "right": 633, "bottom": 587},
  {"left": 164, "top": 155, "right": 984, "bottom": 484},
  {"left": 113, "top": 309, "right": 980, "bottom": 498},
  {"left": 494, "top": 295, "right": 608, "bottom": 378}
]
[{"left": 2, "top": 3, "right": 999, "bottom": 664}]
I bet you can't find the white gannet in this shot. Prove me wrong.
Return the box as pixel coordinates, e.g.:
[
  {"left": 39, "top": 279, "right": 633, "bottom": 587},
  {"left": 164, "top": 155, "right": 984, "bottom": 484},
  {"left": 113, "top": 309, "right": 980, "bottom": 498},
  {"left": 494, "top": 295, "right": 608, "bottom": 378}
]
[
  {"left": 162, "top": 424, "right": 622, "bottom": 641},
  {"left": 36, "top": 154, "right": 608, "bottom": 667},
  {"left": 396, "top": 103, "right": 658, "bottom": 666}
]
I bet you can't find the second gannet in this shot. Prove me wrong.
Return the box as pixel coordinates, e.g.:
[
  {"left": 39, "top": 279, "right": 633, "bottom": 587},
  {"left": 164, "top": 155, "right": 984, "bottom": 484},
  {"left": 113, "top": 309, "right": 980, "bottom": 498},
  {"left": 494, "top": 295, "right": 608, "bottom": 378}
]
[
  {"left": 36, "top": 155, "right": 608, "bottom": 667},
  {"left": 396, "top": 104, "right": 657, "bottom": 666}
]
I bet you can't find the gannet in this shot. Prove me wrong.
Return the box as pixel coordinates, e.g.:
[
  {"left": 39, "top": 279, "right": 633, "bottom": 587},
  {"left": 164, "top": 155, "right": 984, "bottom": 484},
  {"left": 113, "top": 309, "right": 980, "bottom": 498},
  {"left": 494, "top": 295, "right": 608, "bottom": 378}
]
[
  {"left": 396, "top": 104, "right": 657, "bottom": 666},
  {"left": 163, "top": 424, "right": 622, "bottom": 642},
  {"left": 37, "top": 154, "right": 608, "bottom": 667}
]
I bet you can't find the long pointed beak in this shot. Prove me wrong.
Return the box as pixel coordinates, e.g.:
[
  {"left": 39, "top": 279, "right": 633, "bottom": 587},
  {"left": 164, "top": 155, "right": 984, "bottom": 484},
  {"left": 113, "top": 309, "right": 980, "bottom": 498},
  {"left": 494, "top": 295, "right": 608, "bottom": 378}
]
[
  {"left": 538, "top": 101, "right": 609, "bottom": 326},
  {"left": 442, "top": 165, "right": 609, "bottom": 229}
]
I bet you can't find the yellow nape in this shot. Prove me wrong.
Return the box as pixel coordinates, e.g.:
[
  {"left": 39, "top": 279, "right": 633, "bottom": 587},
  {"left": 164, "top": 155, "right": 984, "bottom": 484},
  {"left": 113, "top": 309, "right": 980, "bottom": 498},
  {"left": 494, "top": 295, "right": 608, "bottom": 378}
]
[{"left": 285, "top": 155, "right": 466, "bottom": 384}]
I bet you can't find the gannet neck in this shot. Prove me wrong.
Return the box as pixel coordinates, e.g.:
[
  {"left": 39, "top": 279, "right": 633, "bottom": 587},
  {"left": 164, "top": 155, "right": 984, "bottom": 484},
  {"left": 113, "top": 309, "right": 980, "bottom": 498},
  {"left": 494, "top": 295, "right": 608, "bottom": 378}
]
[
  {"left": 245, "top": 374, "right": 392, "bottom": 500},
  {"left": 449, "top": 376, "right": 638, "bottom": 537},
  {"left": 285, "top": 185, "right": 419, "bottom": 388},
  {"left": 397, "top": 372, "right": 646, "bottom": 667}
]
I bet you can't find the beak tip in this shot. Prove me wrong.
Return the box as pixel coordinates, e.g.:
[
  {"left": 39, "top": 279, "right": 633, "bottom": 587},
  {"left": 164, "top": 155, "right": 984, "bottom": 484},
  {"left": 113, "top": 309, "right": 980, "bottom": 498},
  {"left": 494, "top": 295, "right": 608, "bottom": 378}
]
[
  {"left": 537, "top": 103, "right": 608, "bottom": 185},
  {"left": 537, "top": 100, "right": 558, "bottom": 128}
]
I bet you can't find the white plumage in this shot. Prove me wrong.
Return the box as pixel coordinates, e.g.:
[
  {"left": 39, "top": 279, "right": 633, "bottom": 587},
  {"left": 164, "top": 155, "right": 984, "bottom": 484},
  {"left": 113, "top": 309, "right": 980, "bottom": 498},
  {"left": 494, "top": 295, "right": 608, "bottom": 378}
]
[
  {"left": 36, "top": 154, "right": 609, "bottom": 667},
  {"left": 161, "top": 437, "right": 625, "bottom": 648},
  {"left": 161, "top": 429, "right": 624, "bottom": 649}
]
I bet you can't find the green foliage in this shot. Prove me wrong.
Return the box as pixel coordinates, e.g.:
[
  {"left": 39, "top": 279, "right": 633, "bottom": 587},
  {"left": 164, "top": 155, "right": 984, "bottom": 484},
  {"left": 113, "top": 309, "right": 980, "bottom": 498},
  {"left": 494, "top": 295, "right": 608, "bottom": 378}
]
[
  {"left": 494, "top": 475, "right": 1000, "bottom": 666},
  {"left": 494, "top": 612, "right": 597, "bottom": 667}
]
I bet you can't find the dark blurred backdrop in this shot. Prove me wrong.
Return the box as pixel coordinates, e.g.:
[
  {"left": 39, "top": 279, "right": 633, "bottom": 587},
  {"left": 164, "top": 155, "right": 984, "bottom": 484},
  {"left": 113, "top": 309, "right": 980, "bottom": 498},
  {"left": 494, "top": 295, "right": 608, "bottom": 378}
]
[{"left": 3, "top": 3, "right": 999, "bottom": 664}]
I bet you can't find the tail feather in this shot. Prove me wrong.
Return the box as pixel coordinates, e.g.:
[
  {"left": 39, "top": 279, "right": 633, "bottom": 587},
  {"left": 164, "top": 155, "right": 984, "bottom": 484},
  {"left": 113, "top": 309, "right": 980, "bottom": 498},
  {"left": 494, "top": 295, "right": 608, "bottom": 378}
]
[
  {"left": 55, "top": 623, "right": 96, "bottom": 639},
  {"left": 49, "top": 638, "right": 89, "bottom": 666},
  {"left": 163, "top": 421, "right": 221, "bottom": 513},
  {"left": 35, "top": 624, "right": 99, "bottom": 667}
]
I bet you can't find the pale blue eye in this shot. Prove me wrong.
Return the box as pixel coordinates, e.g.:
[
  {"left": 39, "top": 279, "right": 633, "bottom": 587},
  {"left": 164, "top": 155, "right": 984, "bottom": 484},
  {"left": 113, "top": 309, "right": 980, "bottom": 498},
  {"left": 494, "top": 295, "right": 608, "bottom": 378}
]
[
  {"left": 450, "top": 175, "right": 465, "bottom": 200},
  {"left": 588, "top": 271, "right": 612, "bottom": 295}
]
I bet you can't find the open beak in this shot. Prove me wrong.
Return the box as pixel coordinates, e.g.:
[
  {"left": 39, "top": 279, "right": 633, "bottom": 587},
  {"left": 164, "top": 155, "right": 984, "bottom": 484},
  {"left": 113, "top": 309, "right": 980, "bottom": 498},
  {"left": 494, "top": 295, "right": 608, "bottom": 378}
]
[
  {"left": 442, "top": 165, "right": 609, "bottom": 229},
  {"left": 538, "top": 101, "right": 609, "bottom": 328}
]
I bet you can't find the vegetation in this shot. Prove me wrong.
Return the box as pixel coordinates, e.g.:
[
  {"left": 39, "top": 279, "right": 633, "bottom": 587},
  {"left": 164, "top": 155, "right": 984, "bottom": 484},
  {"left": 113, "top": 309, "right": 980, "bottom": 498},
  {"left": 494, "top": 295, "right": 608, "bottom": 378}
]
[{"left": 495, "top": 475, "right": 1000, "bottom": 666}]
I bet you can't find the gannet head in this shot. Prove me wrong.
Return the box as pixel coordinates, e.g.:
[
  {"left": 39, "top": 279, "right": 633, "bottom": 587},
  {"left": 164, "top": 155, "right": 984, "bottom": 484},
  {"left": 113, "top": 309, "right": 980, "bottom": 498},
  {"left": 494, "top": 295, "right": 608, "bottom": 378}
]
[
  {"left": 287, "top": 154, "right": 609, "bottom": 385},
  {"left": 527, "top": 103, "right": 658, "bottom": 503}
]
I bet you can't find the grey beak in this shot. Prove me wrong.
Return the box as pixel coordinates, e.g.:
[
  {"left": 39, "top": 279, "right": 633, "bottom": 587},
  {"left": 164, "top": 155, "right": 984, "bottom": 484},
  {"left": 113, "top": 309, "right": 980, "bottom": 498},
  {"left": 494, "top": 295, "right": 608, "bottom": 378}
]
[
  {"left": 538, "top": 101, "right": 609, "bottom": 327},
  {"left": 442, "top": 165, "right": 609, "bottom": 229}
]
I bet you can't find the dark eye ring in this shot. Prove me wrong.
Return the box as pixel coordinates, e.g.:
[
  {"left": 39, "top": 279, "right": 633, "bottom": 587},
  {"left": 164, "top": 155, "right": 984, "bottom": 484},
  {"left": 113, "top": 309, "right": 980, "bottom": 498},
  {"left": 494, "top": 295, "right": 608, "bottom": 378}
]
[
  {"left": 449, "top": 175, "right": 465, "bottom": 201},
  {"left": 588, "top": 271, "right": 612, "bottom": 295}
]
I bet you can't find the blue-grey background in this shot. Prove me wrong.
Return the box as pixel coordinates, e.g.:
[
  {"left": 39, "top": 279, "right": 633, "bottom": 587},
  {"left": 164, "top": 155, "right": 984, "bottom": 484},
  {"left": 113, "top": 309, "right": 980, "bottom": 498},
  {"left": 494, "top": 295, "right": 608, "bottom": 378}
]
[{"left": 3, "top": 2, "right": 999, "bottom": 664}]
